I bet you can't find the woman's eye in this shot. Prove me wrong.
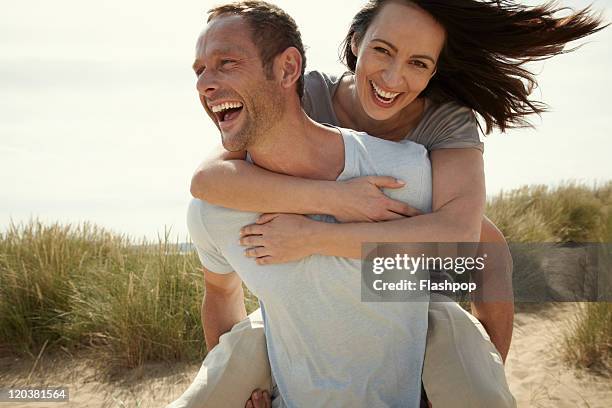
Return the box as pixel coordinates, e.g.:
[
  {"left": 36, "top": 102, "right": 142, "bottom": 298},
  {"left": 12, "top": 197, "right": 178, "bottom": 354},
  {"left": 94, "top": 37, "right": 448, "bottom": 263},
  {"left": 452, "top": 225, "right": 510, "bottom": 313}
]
[
  {"left": 411, "top": 60, "right": 428, "bottom": 69},
  {"left": 374, "top": 47, "right": 390, "bottom": 55}
]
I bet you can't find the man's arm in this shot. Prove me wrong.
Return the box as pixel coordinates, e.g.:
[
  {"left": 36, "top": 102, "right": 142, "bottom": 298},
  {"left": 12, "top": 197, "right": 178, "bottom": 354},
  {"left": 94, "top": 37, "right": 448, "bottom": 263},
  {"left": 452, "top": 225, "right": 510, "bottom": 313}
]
[
  {"left": 202, "top": 268, "right": 247, "bottom": 350},
  {"left": 470, "top": 219, "right": 514, "bottom": 362}
]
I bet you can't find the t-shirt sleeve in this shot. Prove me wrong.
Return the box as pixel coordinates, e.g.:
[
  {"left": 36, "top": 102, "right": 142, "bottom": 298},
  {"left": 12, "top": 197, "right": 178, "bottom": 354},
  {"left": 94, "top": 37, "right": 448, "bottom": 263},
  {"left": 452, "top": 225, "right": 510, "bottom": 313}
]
[
  {"left": 301, "top": 71, "right": 317, "bottom": 118},
  {"left": 301, "top": 70, "right": 340, "bottom": 125},
  {"left": 423, "top": 101, "right": 484, "bottom": 153},
  {"left": 186, "top": 199, "right": 234, "bottom": 274}
]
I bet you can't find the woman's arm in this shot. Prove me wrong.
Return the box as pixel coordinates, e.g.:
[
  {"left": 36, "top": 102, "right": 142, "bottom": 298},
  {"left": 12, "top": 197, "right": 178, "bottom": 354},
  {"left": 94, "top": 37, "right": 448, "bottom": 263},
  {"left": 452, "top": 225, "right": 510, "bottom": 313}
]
[
  {"left": 241, "top": 148, "right": 485, "bottom": 260},
  {"left": 313, "top": 149, "right": 484, "bottom": 256},
  {"left": 190, "top": 145, "right": 419, "bottom": 221},
  {"left": 191, "top": 145, "right": 330, "bottom": 214}
]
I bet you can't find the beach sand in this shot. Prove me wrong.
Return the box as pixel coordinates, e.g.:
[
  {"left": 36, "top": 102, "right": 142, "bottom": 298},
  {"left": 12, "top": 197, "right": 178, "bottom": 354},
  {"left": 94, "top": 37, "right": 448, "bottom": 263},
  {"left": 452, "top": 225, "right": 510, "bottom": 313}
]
[
  {"left": 1, "top": 303, "right": 610, "bottom": 408},
  {"left": 506, "top": 303, "right": 611, "bottom": 407}
]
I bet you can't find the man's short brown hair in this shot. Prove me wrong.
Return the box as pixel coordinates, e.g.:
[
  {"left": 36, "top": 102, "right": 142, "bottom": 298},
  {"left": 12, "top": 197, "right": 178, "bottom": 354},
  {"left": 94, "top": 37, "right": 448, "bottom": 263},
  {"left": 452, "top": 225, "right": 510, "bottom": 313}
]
[{"left": 208, "top": 1, "right": 307, "bottom": 98}]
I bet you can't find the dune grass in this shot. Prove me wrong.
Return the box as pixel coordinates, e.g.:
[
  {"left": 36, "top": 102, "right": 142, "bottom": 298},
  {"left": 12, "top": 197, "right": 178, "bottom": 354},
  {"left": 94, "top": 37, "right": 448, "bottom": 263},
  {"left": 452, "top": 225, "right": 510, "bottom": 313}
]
[
  {"left": 0, "top": 182, "right": 610, "bottom": 373},
  {"left": 486, "top": 182, "right": 611, "bottom": 243},
  {"left": 562, "top": 302, "right": 612, "bottom": 375},
  {"left": 486, "top": 182, "right": 611, "bottom": 374},
  {"left": 0, "top": 221, "right": 206, "bottom": 369}
]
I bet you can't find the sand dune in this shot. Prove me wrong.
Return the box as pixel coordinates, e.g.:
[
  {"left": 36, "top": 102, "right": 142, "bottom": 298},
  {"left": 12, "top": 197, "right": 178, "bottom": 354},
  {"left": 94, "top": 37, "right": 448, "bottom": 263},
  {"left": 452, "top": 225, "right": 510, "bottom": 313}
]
[
  {"left": 1, "top": 304, "right": 610, "bottom": 408},
  {"left": 506, "top": 303, "right": 611, "bottom": 407}
]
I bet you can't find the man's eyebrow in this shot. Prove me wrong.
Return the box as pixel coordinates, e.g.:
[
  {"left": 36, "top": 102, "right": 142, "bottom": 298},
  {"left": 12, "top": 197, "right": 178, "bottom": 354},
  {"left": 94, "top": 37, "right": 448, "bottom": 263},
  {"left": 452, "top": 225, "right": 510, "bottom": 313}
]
[
  {"left": 372, "top": 38, "right": 437, "bottom": 64},
  {"left": 192, "top": 46, "right": 250, "bottom": 71}
]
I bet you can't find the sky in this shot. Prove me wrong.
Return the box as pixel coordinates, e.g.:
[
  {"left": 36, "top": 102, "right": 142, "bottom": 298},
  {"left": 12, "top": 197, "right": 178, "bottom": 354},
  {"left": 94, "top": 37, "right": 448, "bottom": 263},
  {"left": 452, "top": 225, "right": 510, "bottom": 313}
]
[{"left": 1, "top": 0, "right": 611, "bottom": 241}]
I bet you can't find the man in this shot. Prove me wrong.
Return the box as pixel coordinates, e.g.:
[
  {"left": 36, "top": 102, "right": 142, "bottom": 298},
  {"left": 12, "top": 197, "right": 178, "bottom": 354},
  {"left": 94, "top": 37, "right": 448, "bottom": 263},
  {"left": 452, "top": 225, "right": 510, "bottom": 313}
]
[{"left": 171, "top": 2, "right": 515, "bottom": 407}]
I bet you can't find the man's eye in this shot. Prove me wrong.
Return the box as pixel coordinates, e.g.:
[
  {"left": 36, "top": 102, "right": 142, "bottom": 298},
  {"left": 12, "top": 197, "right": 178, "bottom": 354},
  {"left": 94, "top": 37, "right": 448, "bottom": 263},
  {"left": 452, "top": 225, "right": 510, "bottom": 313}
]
[
  {"left": 195, "top": 67, "right": 205, "bottom": 76},
  {"left": 220, "top": 59, "right": 235, "bottom": 67}
]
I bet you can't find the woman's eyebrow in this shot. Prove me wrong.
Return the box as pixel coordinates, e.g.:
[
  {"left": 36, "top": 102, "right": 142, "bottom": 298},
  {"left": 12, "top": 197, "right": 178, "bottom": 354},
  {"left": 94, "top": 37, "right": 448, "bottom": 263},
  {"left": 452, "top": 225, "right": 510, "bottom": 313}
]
[
  {"left": 372, "top": 38, "right": 398, "bottom": 52},
  {"left": 411, "top": 54, "right": 436, "bottom": 64},
  {"left": 372, "top": 38, "right": 436, "bottom": 64}
]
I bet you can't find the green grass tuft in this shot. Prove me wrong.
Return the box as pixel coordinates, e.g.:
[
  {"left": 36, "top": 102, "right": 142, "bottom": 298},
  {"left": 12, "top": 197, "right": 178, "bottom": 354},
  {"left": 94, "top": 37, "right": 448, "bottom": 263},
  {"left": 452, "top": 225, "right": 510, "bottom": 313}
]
[{"left": 0, "top": 220, "right": 205, "bottom": 369}]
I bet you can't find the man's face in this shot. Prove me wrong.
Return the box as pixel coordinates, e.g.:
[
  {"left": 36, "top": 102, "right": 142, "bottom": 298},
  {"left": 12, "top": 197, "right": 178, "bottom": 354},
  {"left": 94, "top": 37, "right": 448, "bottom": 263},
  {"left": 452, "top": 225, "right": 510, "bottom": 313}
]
[{"left": 193, "top": 15, "right": 284, "bottom": 152}]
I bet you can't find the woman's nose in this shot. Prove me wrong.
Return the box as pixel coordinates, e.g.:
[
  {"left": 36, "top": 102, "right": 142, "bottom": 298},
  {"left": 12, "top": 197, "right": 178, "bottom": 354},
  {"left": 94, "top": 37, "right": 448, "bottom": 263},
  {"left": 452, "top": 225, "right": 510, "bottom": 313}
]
[{"left": 381, "top": 61, "right": 405, "bottom": 89}]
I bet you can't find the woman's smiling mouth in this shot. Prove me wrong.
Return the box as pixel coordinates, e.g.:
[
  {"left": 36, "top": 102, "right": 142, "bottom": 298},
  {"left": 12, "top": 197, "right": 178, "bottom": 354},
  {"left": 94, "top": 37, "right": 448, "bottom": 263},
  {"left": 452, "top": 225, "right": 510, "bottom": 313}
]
[{"left": 370, "top": 80, "right": 402, "bottom": 106}]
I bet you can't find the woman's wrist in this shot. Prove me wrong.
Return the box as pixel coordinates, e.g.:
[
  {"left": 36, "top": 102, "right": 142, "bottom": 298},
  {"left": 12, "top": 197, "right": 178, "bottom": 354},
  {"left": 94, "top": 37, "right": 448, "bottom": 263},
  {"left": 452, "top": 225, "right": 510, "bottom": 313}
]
[
  {"left": 305, "top": 219, "right": 335, "bottom": 256},
  {"left": 309, "top": 180, "right": 343, "bottom": 216}
]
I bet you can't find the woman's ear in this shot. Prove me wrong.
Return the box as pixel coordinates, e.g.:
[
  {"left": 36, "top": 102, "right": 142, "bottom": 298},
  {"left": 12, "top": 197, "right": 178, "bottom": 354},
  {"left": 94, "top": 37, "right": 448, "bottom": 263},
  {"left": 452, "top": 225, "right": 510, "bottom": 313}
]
[
  {"left": 275, "top": 47, "right": 303, "bottom": 93},
  {"left": 350, "top": 35, "right": 359, "bottom": 57}
]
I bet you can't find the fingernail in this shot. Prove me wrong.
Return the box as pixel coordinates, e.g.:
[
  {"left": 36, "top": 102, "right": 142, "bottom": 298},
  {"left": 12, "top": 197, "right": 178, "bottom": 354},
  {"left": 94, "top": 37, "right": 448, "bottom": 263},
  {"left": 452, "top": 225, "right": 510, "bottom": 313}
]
[
  {"left": 396, "top": 179, "right": 405, "bottom": 185},
  {"left": 254, "top": 391, "right": 260, "bottom": 399}
]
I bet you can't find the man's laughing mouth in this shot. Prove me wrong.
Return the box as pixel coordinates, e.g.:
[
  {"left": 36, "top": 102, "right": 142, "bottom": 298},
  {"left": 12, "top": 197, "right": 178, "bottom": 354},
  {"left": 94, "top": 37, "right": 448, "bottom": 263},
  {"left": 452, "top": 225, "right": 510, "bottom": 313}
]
[{"left": 209, "top": 101, "right": 244, "bottom": 125}]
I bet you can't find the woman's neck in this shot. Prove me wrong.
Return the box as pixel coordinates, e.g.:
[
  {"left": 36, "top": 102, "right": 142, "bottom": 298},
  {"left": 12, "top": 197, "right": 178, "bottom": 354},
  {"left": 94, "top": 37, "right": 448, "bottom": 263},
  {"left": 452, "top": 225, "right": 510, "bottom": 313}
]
[{"left": 333, "top": 74, "right": 425, "bottom": 142}]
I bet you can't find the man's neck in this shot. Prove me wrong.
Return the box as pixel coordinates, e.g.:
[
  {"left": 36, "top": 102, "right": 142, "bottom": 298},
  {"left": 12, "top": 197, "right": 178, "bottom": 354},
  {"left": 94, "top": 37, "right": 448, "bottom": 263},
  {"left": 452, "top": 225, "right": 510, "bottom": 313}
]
[{"left": 247, "top": 108, "right": 345, "bottom": 181}]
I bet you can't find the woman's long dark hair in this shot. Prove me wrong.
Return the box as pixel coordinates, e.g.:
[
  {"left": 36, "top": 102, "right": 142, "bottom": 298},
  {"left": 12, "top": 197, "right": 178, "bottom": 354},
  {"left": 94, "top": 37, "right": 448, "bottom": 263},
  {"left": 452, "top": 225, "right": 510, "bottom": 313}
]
[{"left": 341, "top": 0, "right": 607, "bottom": 134}]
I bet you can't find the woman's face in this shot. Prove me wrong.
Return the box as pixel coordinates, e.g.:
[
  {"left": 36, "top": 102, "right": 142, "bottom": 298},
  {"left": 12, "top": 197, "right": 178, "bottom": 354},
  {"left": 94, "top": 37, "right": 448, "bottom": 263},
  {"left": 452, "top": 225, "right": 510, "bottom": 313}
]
[{"left": 351, "top": 1, "right": 446, "bottom": 121}]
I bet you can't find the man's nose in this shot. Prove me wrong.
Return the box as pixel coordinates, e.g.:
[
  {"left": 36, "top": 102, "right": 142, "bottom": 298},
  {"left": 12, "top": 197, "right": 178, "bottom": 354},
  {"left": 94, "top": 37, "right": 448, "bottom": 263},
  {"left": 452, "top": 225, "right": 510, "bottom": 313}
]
[
  {"left": 196, "top": 71, "right": 218, "bottom": 98},
  {"left": 381, "top": 61, "right": 405, "bottom": 89}
]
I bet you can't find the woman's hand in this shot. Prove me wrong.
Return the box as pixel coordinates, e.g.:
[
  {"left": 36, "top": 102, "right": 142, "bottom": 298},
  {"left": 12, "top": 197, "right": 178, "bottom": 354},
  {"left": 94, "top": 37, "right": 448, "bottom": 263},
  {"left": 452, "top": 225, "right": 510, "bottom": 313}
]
[
  {"left": 331, "top": 176, "right": 422, "bottom": 222},
  {"left": 239, "top": 213, "right": 319, "bottom": 265}
]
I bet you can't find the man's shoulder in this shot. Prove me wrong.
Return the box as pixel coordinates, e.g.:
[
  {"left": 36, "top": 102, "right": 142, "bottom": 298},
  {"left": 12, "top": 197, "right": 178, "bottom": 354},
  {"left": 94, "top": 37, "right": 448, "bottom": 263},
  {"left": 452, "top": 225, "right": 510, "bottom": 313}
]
[
  {"left": 188, "top": 198, "right": 258, "bottom": 237},
  {"left": 340, "top": 127, "right": 428, "bottom": 156}
]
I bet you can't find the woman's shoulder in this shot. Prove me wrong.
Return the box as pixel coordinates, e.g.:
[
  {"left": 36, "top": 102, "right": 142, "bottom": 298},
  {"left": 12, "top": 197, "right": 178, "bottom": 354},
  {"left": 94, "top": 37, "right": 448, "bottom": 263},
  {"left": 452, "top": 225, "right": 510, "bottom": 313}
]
[
  {"left": 422, "top": 98, "right": 475, "bottom": 124},
  {"left": 302, "top": 70, "right": 345, "bottom": 125},
  {"left": 304, "top": 70, "right": 341, "bottom": 90},
  {"left": 302, "top": 70, "right": 343, "bottom": 104},
  {"left": 410, "top": 98, "right": 484, "bottom": 152}
]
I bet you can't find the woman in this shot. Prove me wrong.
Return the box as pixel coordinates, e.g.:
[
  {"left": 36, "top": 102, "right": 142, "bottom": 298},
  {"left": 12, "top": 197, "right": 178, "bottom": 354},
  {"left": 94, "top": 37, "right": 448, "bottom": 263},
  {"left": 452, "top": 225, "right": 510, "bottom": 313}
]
[{"left": 188, "top": 0, "right": 604, "bottom": 406}]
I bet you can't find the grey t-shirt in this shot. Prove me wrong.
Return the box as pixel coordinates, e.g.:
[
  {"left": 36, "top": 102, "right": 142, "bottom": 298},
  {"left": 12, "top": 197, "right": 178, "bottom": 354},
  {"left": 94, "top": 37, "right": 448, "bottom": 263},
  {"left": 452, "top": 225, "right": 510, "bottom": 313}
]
[
  {"left": 302, "top": 71, "right": 484, "bottom": 152},
  {"left": 187, "top": 127, "right": 432, "bottom": 407}
]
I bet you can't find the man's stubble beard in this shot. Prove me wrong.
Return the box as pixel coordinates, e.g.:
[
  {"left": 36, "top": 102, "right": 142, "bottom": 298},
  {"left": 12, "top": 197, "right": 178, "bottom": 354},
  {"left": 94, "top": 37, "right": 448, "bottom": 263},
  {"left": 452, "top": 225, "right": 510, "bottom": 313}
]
[{"left": 223, "top": 79, "right": 285, "bottom": 152}]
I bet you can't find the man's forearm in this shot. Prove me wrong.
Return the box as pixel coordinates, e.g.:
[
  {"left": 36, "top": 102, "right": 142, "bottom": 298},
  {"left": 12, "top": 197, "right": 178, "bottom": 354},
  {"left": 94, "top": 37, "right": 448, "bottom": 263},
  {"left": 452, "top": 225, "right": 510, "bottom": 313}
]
[
  {"left": 202, "top": 287, "right": 247, "bottom": 350},
  {"left": 470, "top": 218, "right": 515, "bottom": 362}
]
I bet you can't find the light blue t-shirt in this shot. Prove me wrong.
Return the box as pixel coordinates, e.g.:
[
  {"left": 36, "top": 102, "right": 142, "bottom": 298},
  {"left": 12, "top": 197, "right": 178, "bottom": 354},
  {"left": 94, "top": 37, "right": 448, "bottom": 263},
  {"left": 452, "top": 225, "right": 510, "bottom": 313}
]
[{"left": 187, "top": 127, "right": 432, "bottom": 407}]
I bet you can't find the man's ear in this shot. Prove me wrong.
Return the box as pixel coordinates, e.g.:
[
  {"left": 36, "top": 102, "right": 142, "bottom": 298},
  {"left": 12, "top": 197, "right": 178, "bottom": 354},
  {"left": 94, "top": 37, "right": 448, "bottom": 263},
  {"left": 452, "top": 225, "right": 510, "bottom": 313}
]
[{"left": 275, "top": 47, "right": 302, "bottom": 92}]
